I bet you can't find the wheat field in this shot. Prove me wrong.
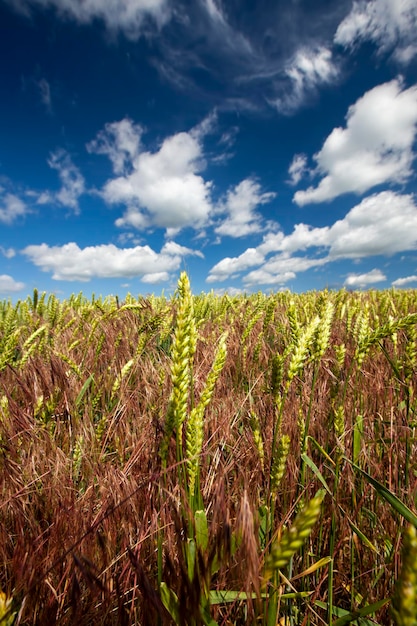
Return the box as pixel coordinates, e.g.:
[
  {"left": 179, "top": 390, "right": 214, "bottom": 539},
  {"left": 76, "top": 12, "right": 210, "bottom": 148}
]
[{"left": 1, "top": 275, "right": 417, "bottom": 625}]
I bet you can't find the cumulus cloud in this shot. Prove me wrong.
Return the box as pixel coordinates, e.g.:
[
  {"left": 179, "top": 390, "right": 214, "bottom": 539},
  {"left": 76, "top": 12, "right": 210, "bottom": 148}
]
[
  {"left": 0, "top": 190, "right": 28, "bottom": 224},
  {"left": 335, "top": 0, "right": 417, "bottom": 64},
  {"left": 243, "top": 270, "right": 295, "bottom": 287},
  {"left": 22, "top": 241, "right": 203, "bottom": 282},
  {"left": 392, "top": 275, "right": 417, "bottom": 287},
  {"left": 207, "top": 247, "right": 265, "bottom": 283},
  {"left": 207, "top": 191, "right": 417, "bottom": 285},
  {"left": 243, "top": 254, "right": 325, "bottom": 287},
  {"left": 215, "top": 179, "right": 276, "bottom": 237},
  {"left": 47, "top": 149, "right": 85, "bottom": 212},
  {"left": 344, "top": 268, "right": 386, "bottom": 288},
  {"left": 89, "top": 120, "right": 213, "bottom": 232},
  {"left": 0, "top": 274, "right": 25, "bottom": 294},
  {"left": 327, "top": 192, "right": 417, "bottom": 259},
  {"left": 7, "top": 0, "right": 171, "bottom": 39},
  {"left": 294, "top": 79, "right": 417, "bottom": 205},
  {"left": 272, "top": 46, "right": 339, "bottom": 114}
]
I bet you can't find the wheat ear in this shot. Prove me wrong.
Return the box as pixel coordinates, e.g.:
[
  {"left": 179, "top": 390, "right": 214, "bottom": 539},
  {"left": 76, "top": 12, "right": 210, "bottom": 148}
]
[
  {"left": 186, "top": 332, "right": 227, "bottom": 495},
  {"left": 265, "top": 490, "right": 325, "bottom": 576},
  {"left": 160, "top": 272, "right": 197, "bottom": 467},
  {"left": 391, "top": 524, "right": 417, "bottom": 626}
]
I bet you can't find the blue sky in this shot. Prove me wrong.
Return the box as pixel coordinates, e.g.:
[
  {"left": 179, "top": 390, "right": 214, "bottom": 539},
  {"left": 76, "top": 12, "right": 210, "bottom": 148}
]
[{"left": 1, "top": 0, "right": 417, "bottom": 299}]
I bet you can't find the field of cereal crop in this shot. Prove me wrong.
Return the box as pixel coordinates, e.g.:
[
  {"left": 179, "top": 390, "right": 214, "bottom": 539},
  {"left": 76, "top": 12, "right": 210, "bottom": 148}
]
[{"left": 1, "top": 274, "right": 417, "bottom": 624}]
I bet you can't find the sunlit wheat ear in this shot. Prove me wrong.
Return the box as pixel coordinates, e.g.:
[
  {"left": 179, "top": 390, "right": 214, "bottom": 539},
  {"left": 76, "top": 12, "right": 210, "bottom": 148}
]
[
  {"left": 287, "top": 300, "right": 300, "bottom": 344},
  {"left": 357, "top": 312, "right": 417, "bottom": 365},
  {"left": 297, "top": 406, "right": 305, "bottom": 450},
  {"left": 333, "top": 405, "right": 346, "bottom": 454},
  {"left": 354, "top": 305, "right": 371, "bottom": 365},
  {"left": 270, "top": 434, "right": 290, "bottom": 495},
  {"left": 111, "top": 358, "right": 135, "bottom": 402},
  {"left": 186, "top": 332, "right": 227, "bottom": 495},
  {"left": 286, "top": 316, "right": 320, "bottom": 390},
  {"left": 0, "top": 589, "right": 16, "bottom": 626},
  {"left": 242, "top": 308, "right": 263, "bottom": 363},
  {"left": 0, "top": 306, "right": 21, "bottom": 371},
  {"left": 263, "top": 296, "right": 276, "bottom": 331},
  {"left": 264, "top": 490, "right": 325, "bottom": 577},
  {"left": 72, "top": 434, "right": 84, "bottom": 483},
  {"left": 404, "top": 325, "right": 417, "bottom": 382},
  {"left": 249, "top": 411, "right": 265, "bottom": 471},
  {"left": 56, "top": 352, "right": 83, "bottom": 378},
  {"left": 334, "top": 343, "right": 346, "bottom": 368},
  {"left": 160, "top": 272, "right": 196, "bottom": 467},
  {"left": 391, "top": 524, "right": 417, "bottom": 626},
  {"left": 313, "top": 300, "right": 334, "bottom": 360}
]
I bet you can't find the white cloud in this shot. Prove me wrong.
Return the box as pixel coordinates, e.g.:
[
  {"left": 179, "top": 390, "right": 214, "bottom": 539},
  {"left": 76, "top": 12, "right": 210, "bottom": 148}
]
[
  {"left": 47, "top": 149, "right": 85, "bottom": 212},
  {"left": 335, "top": 0, "right": 417, "bottom": 64},
  {"left": 392, "top": 275, "right": 417, "bottom": 286},
  {"left": 37, "top": 78, "right": 52, "bottom": 112},
  {"left": 287, "top": 154, "right": 309, "bottom": 186},
  {"left": 90, "top": 121, "right": 213, "bottom": 232},
  {"left": 0, "top": 246, "right": 16, "bottom": 258},
  {"left": 8, "top": 0, "right": 171, "bottom": 38},
  {"left": 190, "top": 110, "right": 219, "bottom": 143},
  {"left": 36, "top": 191, "right": 54, "bottom": 205},
  {"left": 294, "top": 79, "right": 417, "bottom": 205},
  {"left": 203, "top": 0, "right": 227, "bottom": 25},
  {"left": 243, "top": 269, "right": 296, "bottom": 287},
  {"left": 344, "top": 268, "right": 386, "bottom": 288},
  {"left": 22, "top": 241, "right": 202, "bottom": 282},
  {"left": 272, "top": 46, "right": 339, "bottom": 114},
  {"left": 207, "top": 191, "right": 417, "bottom": 285},
  {"left": 242, "top": 253, "right": 328, "bottom": 287},
  {"left": 212, "top": 286, "right": 246, "bottom": 296},
  {"left": 86, "top": 118, "right": 143, "bottom": 175},
  {"left": 277, "top": 223, "right": 330, "bottom": 254},
  {"left": 0, "top": 274, "right": 25, "bottom": 294},
  {"left": 327, "top": 192, "right": 417, "bottom": 259},
  {"left": 207, "top": 247, "right": 264, "bottom": 283},
  {"left": 141, "top": 271, "right": 169, "bottom": 283},
  {"left": 0, "top": 192, "right": 28, "bottom": 224},
  {"left": 215, "top": 179, "right": 276, "bottom": 238}
]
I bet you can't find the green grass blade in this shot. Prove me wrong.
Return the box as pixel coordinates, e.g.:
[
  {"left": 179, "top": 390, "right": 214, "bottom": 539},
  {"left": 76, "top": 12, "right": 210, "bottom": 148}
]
[
  {"left": 195, "top": 509, "right": 209, "bottom": 552},
  {"left": 352, "top": 414, "right": 363, "bottom": 466},
  {"left": 75, "top": 374, "right": 95, "bottom": 409},
  {"left": 308, "top": 436, "right": 336, "bottom": 467},
  {"left": 350, "top": 462, "right": 417, "bottom": 527},
  {"left": 160, "top": 582, "right": 180, "bottom": 623},
  {"left": 301, "top": 453, "right": 332, "bottom": 496},
  {"left": 346, "top": 519, "right": 378, "bottom": 554},
  {"left": 209, "top": 590, "right": 312, "bottom": 604},
  {"left": 315, "top": 598, "right": 389, "bottom": 625}
]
